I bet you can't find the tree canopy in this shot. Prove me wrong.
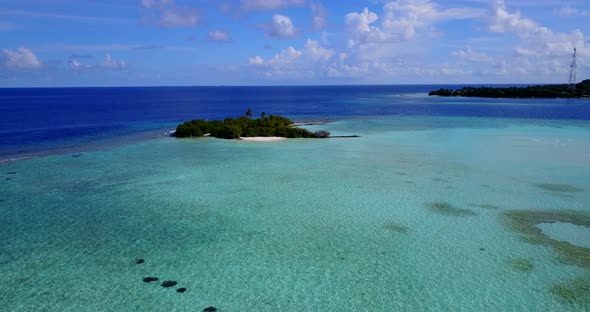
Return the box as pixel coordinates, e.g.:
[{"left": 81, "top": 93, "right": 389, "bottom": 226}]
[
  {"left": 175, "top": 113, "right": 330, "bottom": 139},
  {"left": 429, "top": 79, "right": 590, "bottom": 98}
]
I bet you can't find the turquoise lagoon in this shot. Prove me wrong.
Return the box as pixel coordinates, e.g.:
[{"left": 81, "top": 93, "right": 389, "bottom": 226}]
[{"left": 1, "top": 115, "right": 590, "bottom": 311}]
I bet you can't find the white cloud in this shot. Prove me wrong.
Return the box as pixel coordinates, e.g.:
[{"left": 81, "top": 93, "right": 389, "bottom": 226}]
[
  {"left": 69, "top": 58, "right": 92, "bottom": 71},
  {"left": 249, "top": 56, "right": 264, "bottom": 65},
  {"left": 490, "top": 1, "right": 585, "bottom": 57},
  {"left": 311, "top": 1, "right": 327, "bottom": 31},
  {"left": 247, "top": 41, "right": 338, "bottom": 80},
  {"left": 67, "top": 53, "right": 127, "bottom": 72},
  {"left": 100, "top": 53, "right": 126, "bottom": 70},
  {"left": 489, "top": 1, "right": 538, "bottom": 35},
  {"left": 141, "top": 0, "right": 200, "bottom": 28},
  {"left": 1, "top": 47, "right": 42, "bottom": 69},
  {"left": 451, "top": 47, "right": 492, "bottom": 62},
  {"left": 241, "top": 0, "right": 306, "bottom": 11},
  {"left": 382, "top": 0, "right": 483, "bottom": 40},
  {"left": 267, "top": 14, "right": 298, "bottom": 39},
  {"left": 208, "top": 30, "right": 231, "bottom": 42},
  {"left": 554, "top": 6, "right": 590, "bottom": 17},
  {"left": 345, "top": 8, "right": 381, "bottom": 44},
  {"left": 268, "top": 46, "right": 302, "bottom": 64},
  {"left": 304, "top": 39, "right": 334, "bottom": 61},
  {"left": 345, "top": 1, "right": 484, "bottom": 45}
]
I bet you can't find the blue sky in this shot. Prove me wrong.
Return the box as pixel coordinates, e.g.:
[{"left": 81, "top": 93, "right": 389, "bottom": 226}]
[{"left": 0, "top": 0, "right": 589, "bottom": 86}]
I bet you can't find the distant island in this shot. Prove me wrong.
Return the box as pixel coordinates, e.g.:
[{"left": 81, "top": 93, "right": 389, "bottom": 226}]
[
  {"left": 429, "top": 79, "right": 590, "bottom": 98},
  {"left": 174, "top": 109, "right": 333, "bottom": 139}
]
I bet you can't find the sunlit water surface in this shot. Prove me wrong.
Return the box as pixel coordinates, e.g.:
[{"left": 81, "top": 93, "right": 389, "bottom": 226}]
[{"left": 2, "top": 114, "right": 590, "bottom": 311}]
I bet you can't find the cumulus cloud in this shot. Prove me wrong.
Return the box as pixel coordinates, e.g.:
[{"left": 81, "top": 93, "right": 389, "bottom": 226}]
[
  {"left": 68, "top": 53, "right": 127, "bottom": 72},
  {"left": 268, "top": 46, "right": 302, "bottom": 64},
  {"left": 247, "top": 40, "right": 338, "bottom": 80},
  {"left": 241, "top": 0, "right": 306, "bottom": 11},
  {"left": 208, "top": 30, "right": 231, "bottom": 42},
  {"left": 345, "top": 1, "right": 483, "bottom": 45},
  {"left": 249, "top": 56, "right": 264, "bottom": 65},
  {"left": 304, "top": 39, "right": 334, "bottom": 61},
  {"left": 1, "top": 47, "right": 42, "bottom": 69},
  {"left": 100, "top": 53, "right": 126, "bottom": 70},
  {"left": 311, "top": 1, "right": 327, "bottom": 31},
  {"left": 69, "top": 58, "right": 91, "bottom": 71},
  {"left": 141, "top": 0, "right": 200, "bottom": 28},
  {"left": 266, "top": 14, "right": 298, "bottom": 39},
  {"left": 451, "top": 47, "right": 492, "bottom": 62},
  {"left": 490, "top": 1, "right": 586, "bottom": 57},
  {"left": 554, "top": 6, "right": 590, "bottom": 17}
]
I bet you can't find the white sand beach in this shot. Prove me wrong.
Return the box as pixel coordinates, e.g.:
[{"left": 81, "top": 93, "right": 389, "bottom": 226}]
[{"left": 239, "top": 136, "right": 287, "bottom": 142}]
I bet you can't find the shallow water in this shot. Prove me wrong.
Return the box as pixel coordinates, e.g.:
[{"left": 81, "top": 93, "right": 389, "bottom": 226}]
[
  {"left": 537, "top": 222, "right": 590, "bottom": 249},
  {"left": 1, "top": 115, "right": 589, "bottom": 311}
]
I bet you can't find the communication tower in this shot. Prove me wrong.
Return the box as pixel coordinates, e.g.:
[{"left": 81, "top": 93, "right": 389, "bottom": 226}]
[{"left": 568, "top": 48, "right": 577, "bottom": 90}]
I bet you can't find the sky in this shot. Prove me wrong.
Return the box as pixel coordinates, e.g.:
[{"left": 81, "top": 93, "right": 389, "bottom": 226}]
[{"left": 0, "top": 0, "right": 589, "bottom": 87}]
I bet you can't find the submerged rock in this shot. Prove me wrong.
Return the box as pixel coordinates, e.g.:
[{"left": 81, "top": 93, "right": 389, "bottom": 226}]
[
  {"left": 203, "top": 307, "right": 217, "bottom": 312},
  {"left": 143, "top": 277, "right": 159, "bottom": 283},
  {"left": 135, "top": 258, "right": 145, "bottom": 264},
  {"left": 176, "top": 287, "right": 187, "bottom": 293},
  {"left": 161, "top": 280, "right": 177, "bottom": 288}
]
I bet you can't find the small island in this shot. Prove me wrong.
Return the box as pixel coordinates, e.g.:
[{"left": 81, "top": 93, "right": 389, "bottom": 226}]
[
  {"left": 429, "top": 79, "right": 590, "bottom": 98},
  {"left": 174, "top": 109, "right": 332, "bottom": 139}
]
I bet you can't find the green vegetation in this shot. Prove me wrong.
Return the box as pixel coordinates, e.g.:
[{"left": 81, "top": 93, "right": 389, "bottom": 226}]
[
  {"left": 175, "top": 109, "right": 331, "bottom": 139},
  {"left": 550, "top": 276, "right": 590, "bottom": 307},
  {"left": 509, "top": 258, "right": 535, "bottom": 272},
  {"left": 502, "top": 210, "right": 590, "bottom": 269},
  {"left": 429, "top": 79, "right": 590, "bottom": 98},
  {"left": 424, "top": 202, "right": 476, "bottom": 216}
]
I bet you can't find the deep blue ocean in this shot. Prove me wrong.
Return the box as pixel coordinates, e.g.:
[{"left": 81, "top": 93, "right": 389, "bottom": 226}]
[{"left": 2, "top": 85, "right": 589, "bottom": 160}]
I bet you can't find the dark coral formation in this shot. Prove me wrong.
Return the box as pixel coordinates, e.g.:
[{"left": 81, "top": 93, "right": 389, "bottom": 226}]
[
  {"left": 143, "top": 277, "right": 159, "bottom": 283},
  {"left": 509, "top": 258, "right": 534, "bottom": 272},
  {"left": 425, "top": 202, "right": 476, "bottom": 216},
  {"left": 502, "top": 210, "right": 590, "bottom": 269},
  {"left": 161, "top": 281, "right": 178, "bottom": 288},
  {"left": 550, "top": 276, "right": 590, "bottom": 308},
  {"left": 382, "top": 222, "right": 409, "bottom": 233},
  {"left": 534, "top": 183, "right": 584, "bottom": 193},
  {"left": 468, "top": 203, "right": 500, "bottom": 210}
]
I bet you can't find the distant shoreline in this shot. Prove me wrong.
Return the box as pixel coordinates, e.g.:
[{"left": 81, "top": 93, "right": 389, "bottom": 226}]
[{"left": 429, "top": 79, "right": 590, "bottom": 99}]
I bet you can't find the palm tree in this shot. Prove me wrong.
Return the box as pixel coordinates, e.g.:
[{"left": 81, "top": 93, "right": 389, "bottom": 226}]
[
  {"left": 261, "top": 112, "right": 266, "bottom": 118},
  {"left": 245, "top": 108, "right": 253, "bottom": 117}
]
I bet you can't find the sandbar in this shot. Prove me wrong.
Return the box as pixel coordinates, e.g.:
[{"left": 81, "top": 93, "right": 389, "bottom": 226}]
[{"left": 239, "top": 137, "right": 287, "bottom": 142}]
